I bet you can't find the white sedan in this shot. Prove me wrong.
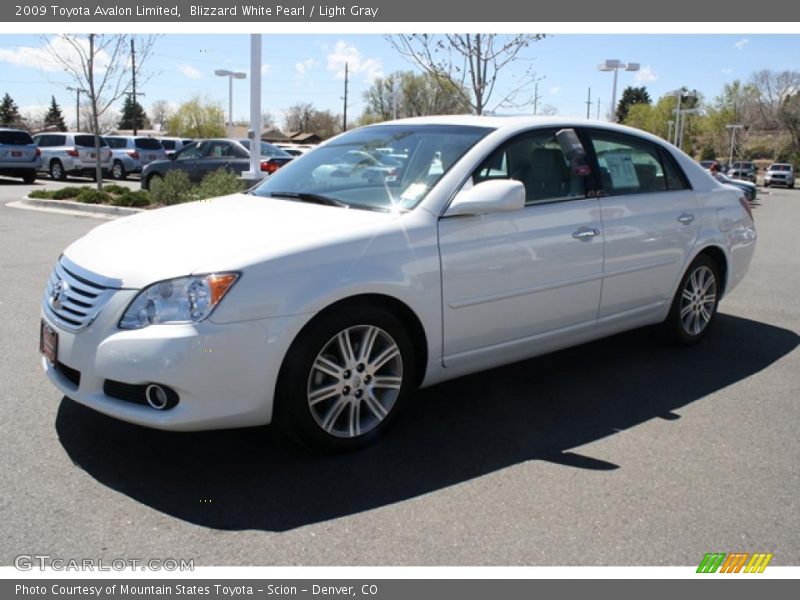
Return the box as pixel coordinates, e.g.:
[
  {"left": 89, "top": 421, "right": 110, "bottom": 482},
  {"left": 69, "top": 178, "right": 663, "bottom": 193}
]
[{"left": 40, "top": 116, "right": 756, "bottom": 451}]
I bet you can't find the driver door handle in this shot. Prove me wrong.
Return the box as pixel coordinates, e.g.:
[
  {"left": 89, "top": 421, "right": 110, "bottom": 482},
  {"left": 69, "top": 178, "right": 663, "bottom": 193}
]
[
  {"left": 677, "top": 213, "right": 695, "bottom": 225},
  {"left": 572, "top": 227, "right": 600, "bottom": 241}
]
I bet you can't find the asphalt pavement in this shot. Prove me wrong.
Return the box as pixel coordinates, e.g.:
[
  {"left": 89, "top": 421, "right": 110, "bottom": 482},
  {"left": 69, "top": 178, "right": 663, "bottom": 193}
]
[{"left": 0, "top": 176, "right": 798, "bottom": 566}]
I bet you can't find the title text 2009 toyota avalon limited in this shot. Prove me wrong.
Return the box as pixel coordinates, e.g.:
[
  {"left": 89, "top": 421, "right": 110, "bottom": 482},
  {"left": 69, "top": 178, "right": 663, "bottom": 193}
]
[{"left": 40, "top": 116, "right": 756, "bottom": 451}]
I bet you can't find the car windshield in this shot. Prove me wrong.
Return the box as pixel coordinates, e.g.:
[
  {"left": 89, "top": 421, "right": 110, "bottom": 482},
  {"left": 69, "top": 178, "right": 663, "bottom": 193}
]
[
  {"left": 770, "top": 164, "right": 791, "bottom": 171},
  {"left": 251, "top": 124, "right": 492, "bottom": 211}
]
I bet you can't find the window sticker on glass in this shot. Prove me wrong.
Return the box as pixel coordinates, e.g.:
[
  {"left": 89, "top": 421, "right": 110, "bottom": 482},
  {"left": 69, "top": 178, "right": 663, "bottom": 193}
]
[{"left": 601, "top": 151, "right": 639, "bottom": 189}]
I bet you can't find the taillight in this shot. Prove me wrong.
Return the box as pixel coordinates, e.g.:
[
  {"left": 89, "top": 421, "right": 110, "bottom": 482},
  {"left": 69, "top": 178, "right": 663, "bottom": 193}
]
[
  {"left": 66, "top": 148, "right": 79, "bottom": 157},
  {"left": 739, "top": 196, "right": 754, "bottom": 222},
  {"left": 35, "top": 147, "right": 41, "bottom": 157},
  {"left": 128, "top": 150, "right": 140, "bottom": 159},
  {"left": 260, "top": 160, "right": 280, "bottom": 174}
]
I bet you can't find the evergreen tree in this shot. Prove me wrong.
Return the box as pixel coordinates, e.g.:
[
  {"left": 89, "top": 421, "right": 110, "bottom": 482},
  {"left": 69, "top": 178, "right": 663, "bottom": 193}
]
[
  {"left": 44, "top": 95, "right": 67, "bottom": 131},
  {"left": 0, "top": 93, "right": 22, "bottom": 127},
  {"left": 616, "top": 86, "right": 652, "bottom": 123},
  {"left": 118, "top": 95, "right": 150, "bottom": 130}
]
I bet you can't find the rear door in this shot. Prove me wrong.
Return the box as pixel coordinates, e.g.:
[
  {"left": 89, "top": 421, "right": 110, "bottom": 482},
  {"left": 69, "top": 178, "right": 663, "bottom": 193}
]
[
  {"left": 74, "top": 134, "right": 111, "bottom": 166},
  {"left": 135, "top": 137, "right": 166, "bottom": 165},
  {"left": 583, "top": 128, "right": 698, "bottom": 321}
]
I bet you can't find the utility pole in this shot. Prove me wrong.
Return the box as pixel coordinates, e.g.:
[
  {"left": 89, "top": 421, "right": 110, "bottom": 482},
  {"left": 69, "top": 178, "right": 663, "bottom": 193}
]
[
  {"left": 585, "top": 87, "right": 592, "bottom": 119},
  {"left": 726, "top": 124, "right": 744, "bottom": 167},
  {"left": 131, "top": 37, "right": 138, "bottom": 134},
  {"left": 342, "top": 62, "right": 349, "bottom": 131},
  {"left": 596, "top": 98, "right": 601, "bottom": 120},
  {"left": 66, "top": 86, "right": 83, "bottom": 130}
]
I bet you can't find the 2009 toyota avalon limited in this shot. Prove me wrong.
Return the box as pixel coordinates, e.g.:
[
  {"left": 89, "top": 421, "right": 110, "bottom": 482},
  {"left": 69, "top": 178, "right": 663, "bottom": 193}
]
[{"left": 40, "top": 116, "right": 756, "bottom": 451}]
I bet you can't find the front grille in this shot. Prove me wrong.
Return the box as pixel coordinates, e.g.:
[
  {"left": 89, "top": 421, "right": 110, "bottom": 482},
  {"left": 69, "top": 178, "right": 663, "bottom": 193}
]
[
  {"left": 56, "top": 361, "right": 81, "bottom": 387},
  {"left": 42, "top": 256, "right": 122, "bottom": 332}
]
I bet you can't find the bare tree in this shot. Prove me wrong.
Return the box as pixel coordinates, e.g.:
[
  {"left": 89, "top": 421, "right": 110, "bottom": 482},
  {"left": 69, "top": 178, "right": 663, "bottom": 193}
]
[
  {"left": 149, "top": 100, "right": 173, "bottom": 132},
  {"left": 361, "top": 71, "right": 471, "bottom": 124},
  {"left": 38, "top": 34, "right": 157, "bottom": 189},
  {"left": 750, "top": 69, "right": 800, "bottom": 134},
  {"left": 387, "top": 34, "right": 546, "bottom": 115},
  {"left": 283, "top": 103, "right": 340, "bottom": 139}
]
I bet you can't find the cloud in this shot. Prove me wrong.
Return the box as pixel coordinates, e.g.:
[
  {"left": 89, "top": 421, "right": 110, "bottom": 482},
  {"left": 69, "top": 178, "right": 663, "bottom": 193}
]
[
  {"left": 735, "top": 38, "right": 749, "bottom": 50},
  {"left": 634, "top": 66, "right": 659, "bottom": 83},
  {"left": 178, "top": 64, "right": 203, "bottom": 79},
  {"left": 295, "top": 58, "right": 317, "bottom": 78},
  {"left": 721, "top": 68, "right": 733, "bottom": 75},
  {"left": 549, "top": 86, "right": 561, "bottom": 95},
  {"left": 325, "top": 40, "right": 382, "bottom": 82},
  {"left": 0, "top": 35, "right": 110, "bottom": 73},
  {"left": 261, "top": 63, "right": 272, "bottom": 75}
]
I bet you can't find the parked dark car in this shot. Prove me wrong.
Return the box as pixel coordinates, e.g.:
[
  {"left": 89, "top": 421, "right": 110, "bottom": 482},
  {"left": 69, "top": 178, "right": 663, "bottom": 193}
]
[{"left": 141, "top": 139, "right": 293, "bottom": 190}]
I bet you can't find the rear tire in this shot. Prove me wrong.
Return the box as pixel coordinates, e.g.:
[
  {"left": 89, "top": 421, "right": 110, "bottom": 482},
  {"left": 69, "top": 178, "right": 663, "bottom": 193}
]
[
  {"left": 145, "top": 173, "right": 162, "bottom": 190},
  {"left": 22, "top": 170, "right": 36, "bottom": 184},
  {"left": 275, "top": 306, "right": 416, "bottom": 452},
  {"left": 664, "top": 254, "right": 721, "bottom": 346},
  {"left": 49, "top": 160, "right": 66, "bottom": 181},
  {"left": 111, "top": 160, "right": 127, "bottom": 180}
]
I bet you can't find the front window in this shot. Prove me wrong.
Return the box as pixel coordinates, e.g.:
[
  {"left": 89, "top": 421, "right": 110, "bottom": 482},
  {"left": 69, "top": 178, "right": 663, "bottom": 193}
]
[{"left": 251, "top": 124, "right": 492, "bottom": 211}]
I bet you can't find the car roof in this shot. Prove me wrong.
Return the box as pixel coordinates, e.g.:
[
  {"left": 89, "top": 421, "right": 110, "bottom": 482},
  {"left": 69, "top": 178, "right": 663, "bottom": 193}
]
[{"left": 362, "top": 115, "right": 675, "bottom": 147}]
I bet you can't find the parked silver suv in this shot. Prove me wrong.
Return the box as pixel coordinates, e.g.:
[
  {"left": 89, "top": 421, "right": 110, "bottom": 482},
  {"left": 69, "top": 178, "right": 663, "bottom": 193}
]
[
  {"left": 157, "top": 137, "right": 194, "bottom": 159},
  {"left": 0, "top": 128, "right": 41, "bottom": 183},
  {"left": 728, "top": 160, "right": 757, "bottom": 183},
  {"left": 764, "top": 163, "right": 795, "bottom": 188},
  {"left": 104, "top": 135, "right": 167, "bottom": 180},
  {"left": 33, "top": 132, "right": 112, "bottom": 180}
]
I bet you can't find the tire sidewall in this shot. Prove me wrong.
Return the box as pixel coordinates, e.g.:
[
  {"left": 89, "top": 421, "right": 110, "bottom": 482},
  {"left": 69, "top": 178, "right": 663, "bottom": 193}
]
[
  {"left": 276, "top": 306, "right": 416, "bottom": 452},
  {"left": 50, "top": 160, "right": 65, "bottom": 181},
  {"left": 667, "top": 254, "right": 721, "bottom": 345}
]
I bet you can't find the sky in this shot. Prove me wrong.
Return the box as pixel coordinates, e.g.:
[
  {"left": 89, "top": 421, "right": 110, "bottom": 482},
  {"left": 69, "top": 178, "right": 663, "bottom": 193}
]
[{"left": 0, "top": 33, "right": 798, "bottom": 130}]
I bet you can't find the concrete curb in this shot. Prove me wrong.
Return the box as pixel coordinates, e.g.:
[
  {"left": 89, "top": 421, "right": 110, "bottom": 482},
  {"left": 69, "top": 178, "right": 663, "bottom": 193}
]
[{"left": 14, "top": 196, "right": 146, "bottom": 218}]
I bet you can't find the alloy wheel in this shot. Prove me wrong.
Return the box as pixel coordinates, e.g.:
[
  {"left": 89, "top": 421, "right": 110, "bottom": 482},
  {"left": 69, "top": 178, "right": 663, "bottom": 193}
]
[{"left": 679, "top": 265, "right": 717, "bottom": 336}]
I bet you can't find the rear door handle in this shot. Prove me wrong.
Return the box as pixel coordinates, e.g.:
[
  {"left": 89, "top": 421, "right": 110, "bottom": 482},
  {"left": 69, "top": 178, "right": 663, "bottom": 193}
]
[
  {"left": 572, "top": 227, "right": 600, "bottom": 241},
  {"left": 677, "top": 213, "right": 695, "bottom": 225}
]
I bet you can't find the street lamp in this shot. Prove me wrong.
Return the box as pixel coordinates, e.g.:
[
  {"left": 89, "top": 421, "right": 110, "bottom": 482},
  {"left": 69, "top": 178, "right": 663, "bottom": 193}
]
[
  {"left": 666, "top": 89, "right": 697, "bottom": 147},
  {"left": 214, "top": 69, "right": 246, "bottom": 137},
  {"left": 726, "top": 124, "right": 744, "bottom": 169},
  {"left": 597, "top": 59, "right": 640, "bottom": 122}
]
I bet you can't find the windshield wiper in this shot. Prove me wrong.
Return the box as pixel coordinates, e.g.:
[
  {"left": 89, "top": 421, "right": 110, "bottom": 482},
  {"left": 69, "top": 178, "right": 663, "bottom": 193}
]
[{"left": 269, "top": 191, "right": 350, "bottom": 209}]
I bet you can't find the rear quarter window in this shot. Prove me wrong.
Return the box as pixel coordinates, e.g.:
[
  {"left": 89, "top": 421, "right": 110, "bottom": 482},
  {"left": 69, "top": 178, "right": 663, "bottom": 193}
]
[
  {"left": 160, "top": 140, "right": 176, "bottom": 150},
  {"left": 105, "top": 138, "right": 127, "bottom": 149}
]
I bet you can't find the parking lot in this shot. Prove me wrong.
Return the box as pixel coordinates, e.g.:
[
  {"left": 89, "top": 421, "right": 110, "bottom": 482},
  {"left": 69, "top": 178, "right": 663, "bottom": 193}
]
[{"left": 0, "top": 178, "right": 798, "bottom": 566}]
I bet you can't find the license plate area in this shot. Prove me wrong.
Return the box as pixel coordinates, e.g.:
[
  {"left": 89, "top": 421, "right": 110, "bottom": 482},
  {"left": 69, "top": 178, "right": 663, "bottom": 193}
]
[
  {"left": 12, "top": 150, "right": 22, "bottom": 157},
  {"left": 40, "top": 320, "right": 58, "bottom": 364}
]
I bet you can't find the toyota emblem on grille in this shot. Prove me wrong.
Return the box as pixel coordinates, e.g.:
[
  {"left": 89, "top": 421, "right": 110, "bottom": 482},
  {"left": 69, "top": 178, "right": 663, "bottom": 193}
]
[{"left": 50, "top": 279, "right": 69, "bottom": 310}]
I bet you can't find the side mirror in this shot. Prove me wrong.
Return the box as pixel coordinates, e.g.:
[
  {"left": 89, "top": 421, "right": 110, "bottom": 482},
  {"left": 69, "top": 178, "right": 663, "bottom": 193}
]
[{"left": 446, "top": 179, "right": 525, "bottom": 217}]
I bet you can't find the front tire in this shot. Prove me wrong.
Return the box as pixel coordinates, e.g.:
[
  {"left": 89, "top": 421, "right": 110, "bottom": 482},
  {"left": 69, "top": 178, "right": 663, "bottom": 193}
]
[
  {"left": 276, "top": 306, "right": 416, "bottom": 452},
  {"left": 664, "top": 254, "right": 721, "bottom": 345}
]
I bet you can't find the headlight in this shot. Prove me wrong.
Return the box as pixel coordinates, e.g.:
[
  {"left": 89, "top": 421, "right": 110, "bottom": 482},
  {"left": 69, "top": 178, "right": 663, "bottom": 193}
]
[{"left": 119, "top": 273, "right": 238, "bottom": 329}]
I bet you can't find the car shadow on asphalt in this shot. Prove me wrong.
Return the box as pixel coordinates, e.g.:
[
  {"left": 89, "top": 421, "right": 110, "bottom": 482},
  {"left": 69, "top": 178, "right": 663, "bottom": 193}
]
[{"left": 55, "top": 313, "right": 799, "bottom": 532}]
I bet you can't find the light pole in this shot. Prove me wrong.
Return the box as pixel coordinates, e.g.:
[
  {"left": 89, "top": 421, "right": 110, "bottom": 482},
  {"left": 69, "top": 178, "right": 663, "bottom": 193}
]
[
  {"left": 726, "top": 124, "right": 744, "bottom": 168},
  {"left": 597, "top": 59, "right": 640, "bottom": 122},
  {"left": 666, "top": 89, "right": 697, "bottom": 147},
  {"left": 667, "top": 120, "right": 675, "bottom": 143},
  {"left": 214, "top": 69, "right": 246, "bottom": 137}
]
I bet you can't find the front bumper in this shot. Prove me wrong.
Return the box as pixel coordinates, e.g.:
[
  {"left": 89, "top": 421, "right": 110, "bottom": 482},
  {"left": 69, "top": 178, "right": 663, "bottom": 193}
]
[{"left": 40, "top": 289, "right": 302, "bottom": 431}]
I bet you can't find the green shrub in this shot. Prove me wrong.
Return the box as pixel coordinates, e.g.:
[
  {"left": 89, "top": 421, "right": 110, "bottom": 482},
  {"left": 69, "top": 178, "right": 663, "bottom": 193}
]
[
  {"left": 150, "top": 170, "right": 196, "bottom": 205},
  {"left": 103, "top": 184, "right": 129, "bottom": 195},
  {"left": 196, "top": 168, "right": 247, "bottom": 200},
  {"left": 28, "top": 190, "right": 53, "bottom": 199},
  {"left": 76, "top": 189, "right": 111, "bottom": 204},
  {"left": 51, "top": 186, "right": 84, "bottom": 200},
  {"left": 111, "top": 190, "right": 151, "bottom": 207}
]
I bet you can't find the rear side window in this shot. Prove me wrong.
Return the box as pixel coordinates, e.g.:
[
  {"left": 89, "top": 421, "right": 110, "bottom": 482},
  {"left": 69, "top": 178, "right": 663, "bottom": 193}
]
[
  {"left": 135, "top": 138, "right": 163, "bottom": 150},
  {"left": 75, "top": 135, "right": 108, "bottom": 147},
  {"left": 586, "top": 131, "right": 689, "bottom": 195},
  {"left": 49, "top": 135, "right": 67, "bottom": 146},
  {"left": 160, "top": 140, "right": 176, "bottom": 150},
  {"left": 0, "top": 130, "right": 33, "bottom": 145},
  {"left": 105, "top": 137, "right": 127, "bottom": 149}
]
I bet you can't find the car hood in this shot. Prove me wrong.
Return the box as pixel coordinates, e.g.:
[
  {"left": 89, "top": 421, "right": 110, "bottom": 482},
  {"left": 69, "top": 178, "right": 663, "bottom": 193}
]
[{"left": 63, "top": 193, "right": 399, "bottom": 288}]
